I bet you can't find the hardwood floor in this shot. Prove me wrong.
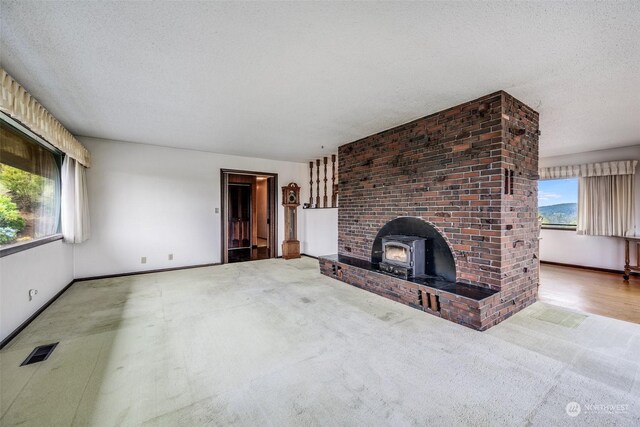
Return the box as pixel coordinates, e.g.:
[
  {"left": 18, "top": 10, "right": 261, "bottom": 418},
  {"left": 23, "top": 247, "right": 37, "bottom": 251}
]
[{"left": 539, "top": 263, "right": 640, "bottom": 324}]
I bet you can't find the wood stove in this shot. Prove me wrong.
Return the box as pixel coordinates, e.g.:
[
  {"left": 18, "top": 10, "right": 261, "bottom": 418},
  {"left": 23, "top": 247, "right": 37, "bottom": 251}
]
[{"left": 379, "top": 235, "right": 427, "bottom": 278}]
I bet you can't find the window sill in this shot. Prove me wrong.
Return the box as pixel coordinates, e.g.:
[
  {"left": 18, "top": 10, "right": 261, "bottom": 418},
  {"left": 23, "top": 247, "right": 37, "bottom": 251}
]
[
  {"left": 541, "top": 226, "right": 577, "bottom": 232},
  {"left": 0, "top": 234, "right": 64, "bottom": 258}
]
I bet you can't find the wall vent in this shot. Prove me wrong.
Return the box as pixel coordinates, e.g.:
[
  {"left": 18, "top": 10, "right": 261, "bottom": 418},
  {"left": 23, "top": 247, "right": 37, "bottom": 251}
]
[
  {"left": 504, "top": 168, "right": 515, "bottom": 195},
  {"left": 420, "top": 290, "right": 441, "bottom": 312},
  {"left": 21, "top": 343, "right": 58, "bottom": 366}
]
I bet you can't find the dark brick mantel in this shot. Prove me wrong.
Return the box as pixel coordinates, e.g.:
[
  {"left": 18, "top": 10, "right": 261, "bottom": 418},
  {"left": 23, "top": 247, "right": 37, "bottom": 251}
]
[{"left": 320, "top": 91, "right": 540, "bottom": 330}]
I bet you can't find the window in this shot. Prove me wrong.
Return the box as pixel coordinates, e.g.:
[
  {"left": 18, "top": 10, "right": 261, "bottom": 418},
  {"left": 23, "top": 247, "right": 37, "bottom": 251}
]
[
  {"left": 0, "top": 120, "right": 62, "bottom": 248},
  {"left": 538, "top": 178, "right": 578, "bottom": 229}
]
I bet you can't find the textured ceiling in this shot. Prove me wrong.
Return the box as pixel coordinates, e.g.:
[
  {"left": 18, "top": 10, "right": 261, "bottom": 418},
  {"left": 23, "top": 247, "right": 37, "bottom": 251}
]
[{"left": 1, "top": 1, "right": 639, "bottom": 162}]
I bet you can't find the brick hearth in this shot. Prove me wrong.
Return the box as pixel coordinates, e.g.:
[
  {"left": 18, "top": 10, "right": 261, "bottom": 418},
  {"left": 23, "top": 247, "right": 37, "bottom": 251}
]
[{"left": 319, "top": 91, "right": 539, "bottom": 330}]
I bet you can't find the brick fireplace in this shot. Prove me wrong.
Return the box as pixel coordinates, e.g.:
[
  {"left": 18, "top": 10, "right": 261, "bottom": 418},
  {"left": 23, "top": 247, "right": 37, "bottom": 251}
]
[{"left": 319, "top": 91, "right": 539, "bottom": 330}]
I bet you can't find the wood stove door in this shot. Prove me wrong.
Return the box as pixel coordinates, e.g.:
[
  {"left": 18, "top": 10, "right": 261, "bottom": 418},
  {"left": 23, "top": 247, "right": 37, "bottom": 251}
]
[{"left": 383, "top": 242, "right": 411, "bottom": 267}]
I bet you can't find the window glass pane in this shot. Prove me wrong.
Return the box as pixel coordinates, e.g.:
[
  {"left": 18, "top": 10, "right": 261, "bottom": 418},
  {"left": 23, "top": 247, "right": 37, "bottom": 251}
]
[
  {"left": 0, "top": 121, "right": 61, "bottom": 247},
  {"left": 538, "top": 178, "right": 578, "bottom": 225}
]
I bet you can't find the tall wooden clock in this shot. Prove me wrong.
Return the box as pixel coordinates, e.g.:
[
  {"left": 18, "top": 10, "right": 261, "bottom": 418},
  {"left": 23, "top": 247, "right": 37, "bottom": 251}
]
[{"left": 282, "top": 182, "right": 301, "bottom": 260}]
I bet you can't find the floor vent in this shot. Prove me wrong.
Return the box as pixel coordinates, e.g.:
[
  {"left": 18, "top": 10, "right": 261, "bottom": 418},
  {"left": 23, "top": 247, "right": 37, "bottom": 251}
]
[{"left": 21, "top": 342, "right": 58, "bottom": 366}]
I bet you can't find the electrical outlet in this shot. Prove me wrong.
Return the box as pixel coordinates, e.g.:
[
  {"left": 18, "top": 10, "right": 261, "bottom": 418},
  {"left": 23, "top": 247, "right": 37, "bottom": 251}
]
[
  {"left": 28, "top": 289, "right": 38, "bottom": 301},
  {"left": 215, "top": 207, "right": 220, "bottom": 214},
  {"left": 168, "top": 253, "right": 173, "bottom": 261},
  {"left": 141, "top": 256, "right": 147, "bottom": 264}
]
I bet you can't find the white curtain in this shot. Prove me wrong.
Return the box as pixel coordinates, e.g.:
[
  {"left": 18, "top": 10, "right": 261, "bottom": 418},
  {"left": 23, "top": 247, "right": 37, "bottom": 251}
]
[
  {"left": 577, "top": 174, "right": 635, "bottom": 237},
  {"left": 61, "top": 156, "right": 90, "bottom": 243},
  {"left": 34, "top": 150, "right": 61, "bottom": 238}
]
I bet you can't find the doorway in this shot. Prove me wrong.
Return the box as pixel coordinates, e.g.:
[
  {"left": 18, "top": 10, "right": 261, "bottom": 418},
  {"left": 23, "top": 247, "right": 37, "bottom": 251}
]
[{"left": 221, "top": 170, "right": 277, "bottom": 264}]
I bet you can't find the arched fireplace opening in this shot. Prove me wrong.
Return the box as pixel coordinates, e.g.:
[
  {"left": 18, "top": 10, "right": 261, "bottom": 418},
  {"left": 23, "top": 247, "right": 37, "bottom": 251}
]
[{"left": 371, "top": 217, "right": 456, "bottom": 282}]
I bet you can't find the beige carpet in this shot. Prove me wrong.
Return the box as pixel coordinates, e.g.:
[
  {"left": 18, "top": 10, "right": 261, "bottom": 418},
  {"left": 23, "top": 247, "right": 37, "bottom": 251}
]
[{"left": 1, "top": 257, "right": 639, "bottom": 426}]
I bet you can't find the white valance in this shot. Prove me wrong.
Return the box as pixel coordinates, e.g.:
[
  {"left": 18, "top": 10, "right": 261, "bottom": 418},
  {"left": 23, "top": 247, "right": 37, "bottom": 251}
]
[
  {"left": 539, "top": 160, "right": 637, "bottom": 180},
  {"left": 0, "top": 68, "right": 91, "bottom": 167}
]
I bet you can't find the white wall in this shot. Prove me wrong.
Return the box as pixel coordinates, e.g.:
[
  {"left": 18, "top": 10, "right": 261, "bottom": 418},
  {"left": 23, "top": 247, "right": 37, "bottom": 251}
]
[
  {"left": 0, "top": 239, "right": 74, "bottom": 342},
  {"left": 73, "top": 138, "right": 309, "bottom": 278},
  {"left": 539, "top": 144, "right": 640, "bottom": 270},
  {"left": 302, "top": 208, "right": 338, "bottom": 257}
]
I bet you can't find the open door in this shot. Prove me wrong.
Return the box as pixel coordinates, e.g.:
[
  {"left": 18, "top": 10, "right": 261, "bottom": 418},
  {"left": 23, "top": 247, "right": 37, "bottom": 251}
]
[
  {"left": 221, "top": 170, "right": 278, "bottom": 264},
  {"left": 228, "top": 183, "right": 251, "bottom": 254}
]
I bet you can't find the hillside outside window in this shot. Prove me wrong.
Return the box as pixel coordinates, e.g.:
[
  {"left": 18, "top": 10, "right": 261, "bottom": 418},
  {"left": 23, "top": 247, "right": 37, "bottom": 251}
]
[
  {"left": 0, "top": 120, "right": 61, "bottom": 248},
  {"left": 538, "top": 178, "right": 578, "bottom": 229}
]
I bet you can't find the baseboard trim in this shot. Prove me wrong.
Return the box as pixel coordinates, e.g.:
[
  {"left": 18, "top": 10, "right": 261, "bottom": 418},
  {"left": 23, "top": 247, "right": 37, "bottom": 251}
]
[
  {"left": 540, "top": 260, "right": 639, "bottom": 277},
  {"left": 75, "top": 262, "right": 222, "bottom": 282},
  {"left": 0, "top": 279, "right": 77, "bottom": 350},
  {"left": 301, "top": 253, "right": 318, "bottom": 259}
]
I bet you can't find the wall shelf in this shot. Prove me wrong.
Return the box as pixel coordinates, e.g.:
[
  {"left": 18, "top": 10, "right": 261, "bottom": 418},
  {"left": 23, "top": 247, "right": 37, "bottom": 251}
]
[{"left": 303, "top": 207, "right": 339, "bottom": 210}]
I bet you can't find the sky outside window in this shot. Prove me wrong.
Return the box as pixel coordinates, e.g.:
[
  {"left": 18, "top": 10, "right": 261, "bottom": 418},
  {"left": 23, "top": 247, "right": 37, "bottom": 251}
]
[{"left": 538, "top": 178, "right": 578, "bottom": 207}]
